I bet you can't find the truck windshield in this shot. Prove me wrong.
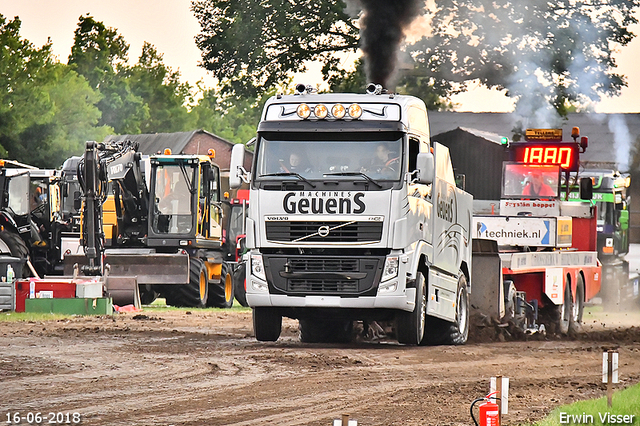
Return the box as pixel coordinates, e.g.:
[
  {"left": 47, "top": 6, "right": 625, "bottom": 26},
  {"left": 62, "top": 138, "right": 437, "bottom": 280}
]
[
  {"left": 150, "top": 164, "right": 195, "bottom": 235},
  {"left": 255, "top": 133, "right": 403, "bottom": 182}
]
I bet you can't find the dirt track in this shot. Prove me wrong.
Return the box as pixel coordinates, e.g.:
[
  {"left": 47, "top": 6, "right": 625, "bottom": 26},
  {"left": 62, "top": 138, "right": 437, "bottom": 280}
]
[{"left": 1, "top": 308, "right": 640, "bottom": 426}]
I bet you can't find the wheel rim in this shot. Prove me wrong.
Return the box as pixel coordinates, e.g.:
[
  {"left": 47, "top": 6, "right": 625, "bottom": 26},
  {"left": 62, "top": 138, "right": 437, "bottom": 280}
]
[
  {"left": 225, "top": 273, "right": 233, "bottom": 302},
  {"left": 199, "top": 271, "right": 206, "bottom": 300}
]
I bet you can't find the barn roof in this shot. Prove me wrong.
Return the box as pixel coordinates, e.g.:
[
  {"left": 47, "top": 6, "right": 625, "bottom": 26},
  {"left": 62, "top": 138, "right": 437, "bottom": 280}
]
[{"left": 104, "top": 129, "right": 234, "bottom": 155}]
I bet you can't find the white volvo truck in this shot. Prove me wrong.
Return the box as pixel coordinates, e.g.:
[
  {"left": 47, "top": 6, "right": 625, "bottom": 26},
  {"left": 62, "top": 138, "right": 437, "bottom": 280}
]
[{"left": 229, "top": 84, "right": 473, "bottom": 345}]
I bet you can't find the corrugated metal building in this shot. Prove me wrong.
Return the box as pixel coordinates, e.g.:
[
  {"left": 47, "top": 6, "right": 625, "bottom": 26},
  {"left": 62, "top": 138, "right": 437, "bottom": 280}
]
[{"left": 431, "top": 128, "right": 508, "bottom": 200}]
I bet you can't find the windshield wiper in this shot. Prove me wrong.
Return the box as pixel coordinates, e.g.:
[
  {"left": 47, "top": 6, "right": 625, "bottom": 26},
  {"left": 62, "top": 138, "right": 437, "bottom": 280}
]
[
  {"left": 323, "top": 172, "right": 382, "bottom": 188},
  {"left": 258, "top": 172, "right": 316, "bottom": 188}
]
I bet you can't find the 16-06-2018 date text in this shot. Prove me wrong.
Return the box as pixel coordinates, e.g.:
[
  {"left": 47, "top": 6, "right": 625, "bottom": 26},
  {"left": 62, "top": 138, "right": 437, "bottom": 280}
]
[{"left": 5, "top": 412, "right": 82, "bottom": 424}]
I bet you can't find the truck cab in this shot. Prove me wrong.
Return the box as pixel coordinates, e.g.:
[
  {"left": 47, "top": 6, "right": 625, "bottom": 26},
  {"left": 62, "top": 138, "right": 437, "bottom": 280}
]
[
  {"left": 567, "top": 170, "right": 630, "bottom": 261},
  {"left": 230, "top": 86, "right": 473, "bottom": 345}
]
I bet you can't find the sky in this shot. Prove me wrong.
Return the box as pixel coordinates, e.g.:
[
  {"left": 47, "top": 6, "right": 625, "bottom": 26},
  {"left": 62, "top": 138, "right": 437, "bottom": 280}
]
[{"left": 1, "top": 0, "right": 639, "bottom": 113}]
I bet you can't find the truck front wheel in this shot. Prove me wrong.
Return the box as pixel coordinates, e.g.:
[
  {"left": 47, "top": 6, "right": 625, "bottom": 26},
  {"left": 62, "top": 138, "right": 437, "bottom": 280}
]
[
  {"left": 396, "top": 272, "right": 426, "bottom": 345},
  {"left": 423, "top": 273, "right": 469, "bottom": 345},
  {"left": 253, "top": 307, "right": 282, "bottom": 341}
]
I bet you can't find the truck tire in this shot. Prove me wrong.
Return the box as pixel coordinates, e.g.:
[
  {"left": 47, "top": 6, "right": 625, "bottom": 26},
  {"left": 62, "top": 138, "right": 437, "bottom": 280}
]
[
  {"left": 570, "top": 275, "right": 585, "bottom": 333},
  {"left": 557, "top": 281, "right": 573, "bottom": 335},
  {"left": 164, "top": 258, "right": 209, "bottom": 308},
  {"left": 253, "top": 307, "right": 282, "bottom": 341},
  {"left": 207, "top": 261, "right": 234, "bottom": 308},
  {"left": 396, "top": 272, "right": 427, "bottom": 345},
  {"left": 299, "top": 319, "right": 353, "bottom": 343},
  {"left": 233, "top": 262, "right": 248, "bottom": 307},
  {"left": 0, "top": 229, "right": 30, "bottom": 277},
  {"left": 503, "top": 281, "right": 517, "bottom": 323},
  {"left": 423, "top": 273, "right": 469, "bottom": 345}
]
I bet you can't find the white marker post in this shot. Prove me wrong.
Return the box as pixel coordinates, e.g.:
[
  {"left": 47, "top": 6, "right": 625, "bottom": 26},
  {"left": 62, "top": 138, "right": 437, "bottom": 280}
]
[
  {"left": 602, "top": 350, "right": 619, "bottom": 407},
  {"left": 333, "top": 414, "right": 357, "bottom": 426},
  {"left": 490, "top": 375, "right": 509, "bottom": 423}
]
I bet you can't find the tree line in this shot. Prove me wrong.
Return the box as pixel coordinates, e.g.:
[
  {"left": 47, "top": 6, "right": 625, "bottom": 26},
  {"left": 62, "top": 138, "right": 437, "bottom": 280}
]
[
  {"left": 2, "top": 1, "right": 639, "bottom": 168},
  {"left": 0, "top": 14, "right": 266, "bottom": 168}
]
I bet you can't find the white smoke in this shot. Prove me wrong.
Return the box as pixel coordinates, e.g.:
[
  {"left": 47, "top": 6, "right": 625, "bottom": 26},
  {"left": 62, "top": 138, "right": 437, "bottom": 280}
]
[
  {"left": 607, "top": 115, "right": 632, "bottom": 172},
  {"left": 507, "top": 61, "right": 563, "bottom": 128}
]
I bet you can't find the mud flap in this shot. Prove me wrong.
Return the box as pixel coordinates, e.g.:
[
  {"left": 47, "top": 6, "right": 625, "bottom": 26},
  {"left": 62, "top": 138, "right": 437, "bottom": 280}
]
[{"left": 470, "top": 239, "right": 505, "bottom": 323}]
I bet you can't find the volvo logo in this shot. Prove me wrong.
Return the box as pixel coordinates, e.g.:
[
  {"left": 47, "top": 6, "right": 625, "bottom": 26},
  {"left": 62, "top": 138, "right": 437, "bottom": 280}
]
[{"left": 318, "top": 225, "right": 330, "bottom": 237}]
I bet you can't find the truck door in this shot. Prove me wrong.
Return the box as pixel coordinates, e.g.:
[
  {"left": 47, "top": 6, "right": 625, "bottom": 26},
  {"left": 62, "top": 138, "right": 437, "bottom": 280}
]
[{"left": 201, "top": 164, "right": 222, "bottom": 240}]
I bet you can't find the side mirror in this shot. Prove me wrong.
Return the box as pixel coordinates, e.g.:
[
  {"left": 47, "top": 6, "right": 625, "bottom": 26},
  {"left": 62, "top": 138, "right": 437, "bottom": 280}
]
[
  {"left": 579, "top": 177, "right": 593, "bottom": 201},
  {"left": 416, "top": 152, "right": 434, "bottom": 185},
  {"left": 229, "top": 144, "right": 247, "bottom": 189},
  {"left": 73, "top": 191, "right": 82, "bottom": 211},
  {"left": 619, "top": 209, "right": 629, "bottom": 229}
]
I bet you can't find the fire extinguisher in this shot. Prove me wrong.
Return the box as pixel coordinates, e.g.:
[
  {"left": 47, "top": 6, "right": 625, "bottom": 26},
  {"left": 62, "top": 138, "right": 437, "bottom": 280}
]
[{"left": 470, "top": 391, "right": 500, "bottom": 426}]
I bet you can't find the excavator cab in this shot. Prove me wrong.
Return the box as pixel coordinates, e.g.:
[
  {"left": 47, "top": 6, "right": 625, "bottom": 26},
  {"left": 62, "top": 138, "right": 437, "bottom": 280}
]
[{"left": 147, "top": 156, "right": 223, "bottom": 248}]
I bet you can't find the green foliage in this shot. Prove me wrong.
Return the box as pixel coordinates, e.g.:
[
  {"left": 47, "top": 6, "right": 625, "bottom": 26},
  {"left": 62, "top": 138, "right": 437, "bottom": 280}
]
[
  {"left": 192, "top": 0, "right": 359, "bottom": 98},
  {"left": 326, "top": 58, "right": 367, "bottom": 93},
  {"left": 191, "top": 84, "right": 283, "bottom": 146},
  {"left": 408, "top": 0, "right": 640, "bottom": 117},
  {"left": 68, "top": 15, "right": 149, "bottom": 134},
  {"left": 192, "top": 1, "right": 639, "bottom": 115},
  {"left": 126, "top": 43, "right": 196, "bottom": 133},
  {"left": 68, "top": 14, "right": 129, "bottom": 90},
  {"left": 12, "top": 63, "right": 112, "bottom": 167},
  {"left": 0, "top": 15, "right": 111, "bottom": 167}
]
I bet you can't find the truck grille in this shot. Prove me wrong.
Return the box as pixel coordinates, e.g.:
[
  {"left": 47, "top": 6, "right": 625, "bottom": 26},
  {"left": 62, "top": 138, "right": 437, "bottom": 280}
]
[
  {"left": 289, "top": 279, "right": 358, "bottom": 293},
  {"left": 264, "top": 255, "right": 384, "bottom": 296},
  {"left": 265, "top": 221, "right": 383, "bottom": 243},
  {"left": 289, "top": 258, "right": 359, "bottom": 272}
]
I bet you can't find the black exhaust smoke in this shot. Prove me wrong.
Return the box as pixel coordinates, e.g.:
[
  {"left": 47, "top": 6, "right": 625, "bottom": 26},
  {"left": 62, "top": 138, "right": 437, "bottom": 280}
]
[{"left": 359, "top": 0, "right": 424, "bottom": 89}]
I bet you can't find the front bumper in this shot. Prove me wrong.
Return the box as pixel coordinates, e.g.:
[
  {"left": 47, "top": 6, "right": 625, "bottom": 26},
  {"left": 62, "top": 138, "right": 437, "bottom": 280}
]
[{"left": 246, "top": 251, "right": 415, "bottom": 312}]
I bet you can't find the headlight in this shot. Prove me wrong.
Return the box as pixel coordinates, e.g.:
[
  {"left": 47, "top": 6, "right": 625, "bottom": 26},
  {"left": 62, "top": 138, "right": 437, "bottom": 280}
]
[
  {"left": 314, "top": 104, "right": 328, "bottom": 119},
  {"left": 331, "top": 104, "right": 346, "bottom": 119},
  {"left": 348, "top": 103, "right": 362, "bottom": 119},
  {"left": 381, "top": 256, "right": 399, "bottom": 281},
  {"left": 251, "top": 254, "right": 266, "bottom": 281},
  {"left": 297, "top": 103, "right": 311, "bottom": 119}
]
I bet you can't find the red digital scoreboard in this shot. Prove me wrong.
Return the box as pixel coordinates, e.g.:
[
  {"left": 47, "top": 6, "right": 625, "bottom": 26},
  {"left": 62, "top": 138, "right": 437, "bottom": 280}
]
[
  {"left": 512, "top": 144, "right": 579, "bottom": 171},
  {"left": 511, "top": 128, "right": 580, "bottom": 171}
]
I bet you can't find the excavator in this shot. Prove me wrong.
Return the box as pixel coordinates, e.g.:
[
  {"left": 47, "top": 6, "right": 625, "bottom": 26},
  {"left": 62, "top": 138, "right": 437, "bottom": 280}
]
[{"left": 65, "top": 140, "right": 234, "bottom": 308}]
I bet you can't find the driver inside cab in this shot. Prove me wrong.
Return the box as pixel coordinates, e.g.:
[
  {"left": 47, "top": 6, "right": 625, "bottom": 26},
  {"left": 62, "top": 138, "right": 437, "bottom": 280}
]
[{"left": 368, "top": 143, "right": 399, "bottom": 174}]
